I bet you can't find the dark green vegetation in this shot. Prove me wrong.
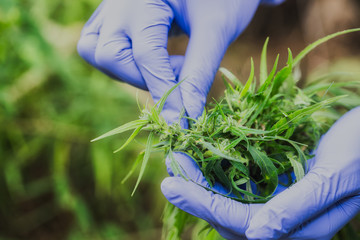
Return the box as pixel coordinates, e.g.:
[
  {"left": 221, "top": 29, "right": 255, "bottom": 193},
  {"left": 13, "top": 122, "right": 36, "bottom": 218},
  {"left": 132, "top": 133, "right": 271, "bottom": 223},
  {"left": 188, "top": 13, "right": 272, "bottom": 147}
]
[
  {"left": 93, "top": 29, "right": 360, "bottom": 239},
  {"left": 0, "top": 0, "right": 167, "bottom": 239},
  {"left": 94, "top": 29, "right": 360, "bottom": 203}
]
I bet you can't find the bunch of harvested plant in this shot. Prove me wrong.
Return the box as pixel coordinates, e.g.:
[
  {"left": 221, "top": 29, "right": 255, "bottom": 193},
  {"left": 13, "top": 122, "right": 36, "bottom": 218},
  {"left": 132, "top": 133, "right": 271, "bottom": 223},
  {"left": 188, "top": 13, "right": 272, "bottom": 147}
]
[{"left": 92, "top": 29, "right": 360, "bottom": 205}]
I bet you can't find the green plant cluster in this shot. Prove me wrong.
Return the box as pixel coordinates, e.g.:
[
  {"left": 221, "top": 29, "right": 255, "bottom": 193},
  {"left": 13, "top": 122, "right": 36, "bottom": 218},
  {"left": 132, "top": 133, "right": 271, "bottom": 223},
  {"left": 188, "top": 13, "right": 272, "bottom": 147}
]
[{"left": 93, "top": 29, "right": 360, "bottom": 204}]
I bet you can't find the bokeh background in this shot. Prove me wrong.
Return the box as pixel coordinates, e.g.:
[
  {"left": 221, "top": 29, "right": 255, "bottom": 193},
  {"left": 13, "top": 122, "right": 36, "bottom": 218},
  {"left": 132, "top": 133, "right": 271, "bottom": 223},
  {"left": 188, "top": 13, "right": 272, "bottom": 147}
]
[{"left": 0, "top": 0, "right": 359, "bottom": 239}]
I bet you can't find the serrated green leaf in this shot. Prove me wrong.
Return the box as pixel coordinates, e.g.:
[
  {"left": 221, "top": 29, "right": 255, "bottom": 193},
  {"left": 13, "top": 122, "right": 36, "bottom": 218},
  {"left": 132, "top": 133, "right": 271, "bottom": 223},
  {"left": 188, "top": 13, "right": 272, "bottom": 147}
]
[
  {"left": 121, "top": 151, "right": 145, "bottom": 184},
  {"left": 248, "top": 74, "right": 279, "bottom": 125},
  {"left": 114, "top": 126, "right": 144, "bottom": 153},
  {"left": 234, "top": 178, "right": 249, "bottom": 186},
  {"left": 200, "top": 141, "right": 248, "bottom": 169},
  {"left": 131, "top": 131, "right": 154, "bottom": 196},
  {"left": 168, "top": 149, "right": 188, "bottom": 179},
  {"left": 224, "top": 89, "right": 234, "bottom": 112},
  {"left": 221, "top": 75, "right": 235, "bottom": 92},
  {"left": 271, "top": 65, "right": 291, "bottom": 96},
  {"left": 151, "top": 105, "right": 162, "bottom": 125},
  {"left": 152, "top": 140, "right": 170, "bottom": 149},
  {"left": 224, "top": 137, "right": 243, "bottom": 150},
  {"left": 178, "top": 107, "right": 186, "bottom": 125},
  {"left": 240, "top": 58, "right": 255, "bottom": 98},
  {"left": 284, "top": 126, "right": 295, "bottom": 139},
  {"left": 162, "top": 203, "right": 190, "bottom": 240},
  {"left": 269, "top": 157, "right": 286, "bottom": 173},
  {"left": 307, "top": 72, "right": 360, "bottom": 87},
  {"left": 294, "top": 88, "right": 313, "bottom": 106},
  {"left": 294, "top": 28, "right": 360, "bottom": 66},
  {"left": 260, "top": 37, "right": 269, "bottom": 85},
  {"left": 214, "top": 99, "right": 226, "bottom": 120},
  {"left": 230, "top": 161, "right": 249, "bottom": 176},
  {"left": 156, "top": 79, "right": 185, "bottom": 114},
  {"left": 237, "top": 126, "right": 273, "bottom": 135},
  {"left": 287, "top": 140, "right": 308, "bottom": 173},
  {"left": 191, "top": 145, "right": 204, "bottom": 162},
  {"left": 229, "top": 127, "right": 249, "bottom": 149},
  {"left": 240, "top": 102, "right": 258, "bottom": 125},
  {"left": 91, "top": 119, "right": 149, "bottom": 142},
  {"left": 210, "top": 125, "right": 225, "bottom": 137},
  {"left": 286, "top": 153, "right": 305, "bottom": 182},
  {"left": 213, "top": 161, "right": 232, "bottom": 194},
  {"left": 190, "top": 175, "right": 271, "bottom": 202},
  {"left": 219, "top": 67, "right": 243, "bottom": 89},
  {"left": 330, "top": 89, "right": 360, "bottom": 108},
  {"left": 258, "top": 54, "right": 280, "bottom": 94},
  {"left": 245, "top": 180, "right": 254, "bottom": 202},
  {"left": 303, "top": 81, "right": 360, "bottom": 96},
  {"left": 248, "top": 146, "right": 278, "bottom": 189},
  {"left": 287, "top": 48, "right": 294, "bottom": 66},
  {"left": 204, "top": 161, "right": 217, "bottom": 187},
  {"left": 231, "top": 180, "right": 267, "bottom": 199},
  {"left": 271, "top": 95, "right": 346, "bottom": 134}
]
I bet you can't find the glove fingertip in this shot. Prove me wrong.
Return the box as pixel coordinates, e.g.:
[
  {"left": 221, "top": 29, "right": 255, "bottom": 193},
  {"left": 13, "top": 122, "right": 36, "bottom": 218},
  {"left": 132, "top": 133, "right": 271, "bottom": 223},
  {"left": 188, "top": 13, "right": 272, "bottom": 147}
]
[
  {"left": 161, "top": 177, "right": 177, "bottom": 196},
  {"left": 245, "top": 202, "right": 290, "bottom": 239},
  {"left": 161, "top": 177, "right": 189, "bottom": 203},
  {"left": 161, "top": 177, "right": 212, "bottom": 221}
]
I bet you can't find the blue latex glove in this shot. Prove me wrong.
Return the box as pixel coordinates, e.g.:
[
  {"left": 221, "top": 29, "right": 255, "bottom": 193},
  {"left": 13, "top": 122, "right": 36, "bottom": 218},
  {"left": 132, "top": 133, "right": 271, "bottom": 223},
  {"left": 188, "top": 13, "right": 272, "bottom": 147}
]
[
  {"left": 77, "top": 0, "right": 273, "bottom": 124},
  {"left": 77, "top": 0, "right": 185, "bottom": 125},
  {"left": 161, "top": 107, "right": 360, "bottom": 240}
]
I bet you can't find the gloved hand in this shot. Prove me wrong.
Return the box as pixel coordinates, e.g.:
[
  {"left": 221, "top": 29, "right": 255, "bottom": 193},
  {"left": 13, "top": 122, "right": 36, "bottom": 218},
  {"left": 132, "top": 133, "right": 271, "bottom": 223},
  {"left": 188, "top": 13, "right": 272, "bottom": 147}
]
[
  {"left": 161, "top": 0, "right": 261, "bottom": 119},
  {"left": 246, "top": 107, "right": 360, "bottom": 239},
  {"left": 77, "top": 0, "right": 263, "bottom": 124},
  {"left": 161, "top": 107, "right": 360, "bottom": 240},
  {"left": 77, "top": 0, "right": 185, "bottom": 125}
]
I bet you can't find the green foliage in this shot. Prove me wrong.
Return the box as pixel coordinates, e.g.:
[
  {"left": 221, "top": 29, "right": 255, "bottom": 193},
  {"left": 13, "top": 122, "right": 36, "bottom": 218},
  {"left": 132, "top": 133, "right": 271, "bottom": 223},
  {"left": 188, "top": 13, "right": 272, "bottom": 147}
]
[
  {"left": 93, "top": 29, "right": 360, "bottom": 238},
  {"left": 95, "top": 29, "right": 360, "bottom": 203},
  {"left": 162, "top": 203, "right": 194, "bottom": 240},
  {"left": 0, "top": 0, "right": 167, "bottom": 239},
  {"left": 132, "top": 132, "right": 154, "bottom": 196}
]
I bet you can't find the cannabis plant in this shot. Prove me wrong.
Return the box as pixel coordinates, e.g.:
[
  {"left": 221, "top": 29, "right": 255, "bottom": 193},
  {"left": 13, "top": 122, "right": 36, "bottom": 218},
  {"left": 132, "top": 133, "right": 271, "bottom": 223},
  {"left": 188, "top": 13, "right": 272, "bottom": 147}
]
[{"left": 92, "top": 28, "right": 360, "bottom": 237}]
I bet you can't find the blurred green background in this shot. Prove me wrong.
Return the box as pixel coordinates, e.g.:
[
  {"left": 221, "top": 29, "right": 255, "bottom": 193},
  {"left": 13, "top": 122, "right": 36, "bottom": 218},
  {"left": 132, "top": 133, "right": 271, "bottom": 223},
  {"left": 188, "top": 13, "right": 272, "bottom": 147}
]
[{"left": 0, "top": 0, "right": 359, "bottom": 239}]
